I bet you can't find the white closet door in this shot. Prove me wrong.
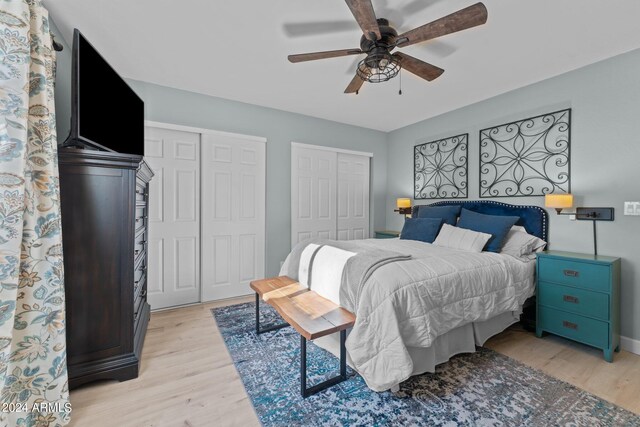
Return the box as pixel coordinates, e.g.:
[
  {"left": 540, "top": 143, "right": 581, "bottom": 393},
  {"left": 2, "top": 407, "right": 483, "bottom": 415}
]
[
  {"left": 144, "top": 126, "right": 201, "bottom": 309},
  {"left": 201, "top": 134, "right": 266, "bottom": 301},
  {"left": 291, "top": 145, "right": 337, "bottom": 247},
  {"left": 337, "top": 153, "right": 370, "bottom": 240}
]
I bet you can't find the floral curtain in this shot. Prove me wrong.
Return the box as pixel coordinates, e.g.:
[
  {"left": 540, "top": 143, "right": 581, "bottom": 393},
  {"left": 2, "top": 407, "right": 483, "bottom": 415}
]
[{"left": 0, "top": 0, "right": 70, "bottom": 426}]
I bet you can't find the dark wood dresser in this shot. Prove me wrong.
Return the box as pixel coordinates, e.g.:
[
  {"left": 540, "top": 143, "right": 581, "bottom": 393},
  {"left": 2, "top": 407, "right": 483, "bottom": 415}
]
[{"left": 59, "top": 147, "right": 153, "bottom": 389}]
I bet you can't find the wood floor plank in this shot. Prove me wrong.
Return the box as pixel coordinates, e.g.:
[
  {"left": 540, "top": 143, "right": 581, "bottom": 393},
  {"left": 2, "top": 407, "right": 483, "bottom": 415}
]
[{"left": 68, "top": 297, "right": 640, "bottom": 426}]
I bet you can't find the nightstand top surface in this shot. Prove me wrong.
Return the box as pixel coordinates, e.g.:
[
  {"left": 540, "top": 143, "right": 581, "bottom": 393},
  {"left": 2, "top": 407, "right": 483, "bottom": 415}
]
[{"left": 538, "top": 250, "right": 620, "bottom": 264}]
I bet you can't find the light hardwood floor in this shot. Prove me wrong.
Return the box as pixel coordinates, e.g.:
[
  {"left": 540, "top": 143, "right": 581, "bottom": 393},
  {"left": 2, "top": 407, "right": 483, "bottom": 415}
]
[{"left": 68, "top": 297, "right": 640, "bottom": 426}]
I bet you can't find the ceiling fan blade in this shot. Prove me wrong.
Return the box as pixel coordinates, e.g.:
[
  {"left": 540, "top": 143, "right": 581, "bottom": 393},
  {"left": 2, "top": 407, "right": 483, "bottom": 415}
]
[
  {"left": 345, "top": 0, "right": 381, "bottom": 41},
  {"left": 345, "top": 74, "right": 365, "bottom": 94},
  {"left": 395, "top": 52, "right": 444, "bottom": 81},
  {"left": 288, "top": 48, "right": 363, "bottom": 63},
  {"left": 283, "top": 20, "right": 359, "bottom": 38},
  {"left": 396, "top": 2, "right": 487, "bottom": 48}
]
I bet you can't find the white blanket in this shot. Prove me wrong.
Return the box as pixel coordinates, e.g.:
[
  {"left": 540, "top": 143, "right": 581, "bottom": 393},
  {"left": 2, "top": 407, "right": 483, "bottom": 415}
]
[
  {"left": 280, "top": 238, "right": 535, "bottom": 391},
  {"left": 298, "top": 244, "right": 355, "bottom": 303}
]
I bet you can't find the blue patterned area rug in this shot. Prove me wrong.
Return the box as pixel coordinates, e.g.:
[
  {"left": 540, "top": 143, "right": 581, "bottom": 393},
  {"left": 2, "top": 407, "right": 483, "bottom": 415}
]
[{"left": 213, "top": 302, "right": 640, "bottom": 426}]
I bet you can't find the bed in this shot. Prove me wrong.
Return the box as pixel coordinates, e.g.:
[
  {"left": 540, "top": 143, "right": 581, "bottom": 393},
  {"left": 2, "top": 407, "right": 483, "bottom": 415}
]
[{"left": 279, "top": 201, "right": 548, "bottom": 392}]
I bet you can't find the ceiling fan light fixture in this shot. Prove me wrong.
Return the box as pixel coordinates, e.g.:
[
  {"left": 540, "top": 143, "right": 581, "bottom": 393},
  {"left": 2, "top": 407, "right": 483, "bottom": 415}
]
[{"left": 356, "top": 52, "right": 400, "bottom": 83}]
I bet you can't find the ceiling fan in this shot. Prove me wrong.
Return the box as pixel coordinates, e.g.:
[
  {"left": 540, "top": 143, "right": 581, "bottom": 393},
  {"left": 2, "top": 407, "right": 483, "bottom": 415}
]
[{"left": 287, "top": 1, "right": 488, "bottom": 94}]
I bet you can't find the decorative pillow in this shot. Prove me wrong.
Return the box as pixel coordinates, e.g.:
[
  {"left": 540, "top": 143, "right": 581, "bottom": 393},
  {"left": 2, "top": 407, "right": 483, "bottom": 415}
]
[
  {"left": 433, "top": 224, "right": 492, "bottom": 253},
  {"left": 457, "top": 209, "right": 519, "bottom": 253},
  {"left": 416, "top": 205, "right": 462, "bottom": 226},
  {"left": 400, "top": 218, "right": 444, "bottom": 243},
  {"left": 501, "top": 227, "right": 547, "bottom": 258}
]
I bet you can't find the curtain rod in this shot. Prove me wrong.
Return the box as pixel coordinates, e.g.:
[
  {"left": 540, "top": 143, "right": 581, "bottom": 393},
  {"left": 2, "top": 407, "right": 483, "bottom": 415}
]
[{"left": 51, "top": 33, "right": 63, "bottom": 52}]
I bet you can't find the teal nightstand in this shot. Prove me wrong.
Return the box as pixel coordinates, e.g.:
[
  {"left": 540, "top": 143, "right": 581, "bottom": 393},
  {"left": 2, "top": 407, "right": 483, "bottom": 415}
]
[
  {"left": 536, "top": 251, "right": 621, "bottom": 362},
  {"left": 375, "top": 230, "right": 400, "bottom": 239}
]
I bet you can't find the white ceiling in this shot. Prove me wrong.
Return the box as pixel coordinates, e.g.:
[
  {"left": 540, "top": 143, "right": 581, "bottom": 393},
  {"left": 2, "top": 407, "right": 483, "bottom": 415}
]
[{"left": 45, "top": 0, "right": 640, "bottom": 132}]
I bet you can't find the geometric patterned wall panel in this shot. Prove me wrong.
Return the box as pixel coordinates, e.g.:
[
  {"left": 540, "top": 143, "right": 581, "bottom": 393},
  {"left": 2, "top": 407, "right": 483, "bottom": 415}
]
[
  {"left": 479, "top": 109, "right": 571, "bottom": 197},
  {"left": 414, "top": 133, "right": 468, "bottom": 199}
]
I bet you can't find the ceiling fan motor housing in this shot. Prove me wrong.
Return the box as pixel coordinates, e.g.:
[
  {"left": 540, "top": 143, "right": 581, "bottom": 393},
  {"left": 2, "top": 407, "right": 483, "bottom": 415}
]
[{"left": 359, "top": 18, "right": 397, "bottom": 53}]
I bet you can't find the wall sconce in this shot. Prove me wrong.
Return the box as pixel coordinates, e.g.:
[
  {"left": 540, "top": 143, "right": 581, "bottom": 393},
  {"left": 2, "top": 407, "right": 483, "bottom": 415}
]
[
  {"left": 394, "top": 198, "right": 412, "bottom": 219},
  {"left": 545, "top": 194, "right": 574, "bottom": 214},
  {"left": 545, "top": 194, "right": 614, "bottom": 256}
]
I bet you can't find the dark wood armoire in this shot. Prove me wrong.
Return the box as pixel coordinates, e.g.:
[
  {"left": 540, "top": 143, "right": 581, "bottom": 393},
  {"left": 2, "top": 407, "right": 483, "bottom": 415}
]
[{"left": 58, "top": 147, "right": 153, "bottom": 389}]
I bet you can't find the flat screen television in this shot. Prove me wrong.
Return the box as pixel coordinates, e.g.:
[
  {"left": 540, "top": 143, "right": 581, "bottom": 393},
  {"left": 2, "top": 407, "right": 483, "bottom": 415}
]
[{"left": 65, "top": 29, "right": 144, "bottom": 156}]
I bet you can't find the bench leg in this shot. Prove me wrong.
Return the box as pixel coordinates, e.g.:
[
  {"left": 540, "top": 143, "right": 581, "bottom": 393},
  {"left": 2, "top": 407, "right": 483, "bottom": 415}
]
[
  {"left": 300, "top": 329, "right": 348, "bottom": 398},
  {"left": 255, "top": 293, "right": 289, "bottom": 335}
]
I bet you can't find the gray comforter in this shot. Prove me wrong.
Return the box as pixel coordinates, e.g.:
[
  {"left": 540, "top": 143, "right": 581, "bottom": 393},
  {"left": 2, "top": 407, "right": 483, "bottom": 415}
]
[
  {"left": 280, "top": 238, "right": 536, "bottom": 391},
  {"left": 283, "top": 239, "right": 411, "bottom": 313}
]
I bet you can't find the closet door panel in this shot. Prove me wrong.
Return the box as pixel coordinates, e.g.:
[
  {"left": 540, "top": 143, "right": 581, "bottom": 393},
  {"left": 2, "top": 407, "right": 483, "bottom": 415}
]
[
  {"left": 201, "top": 134, "right": 266, "bottom": 301},
  {"left": 337, "top": 153, "right": 370, "bottom": 240},
  {"left": 144, "top": 126, "right": 201, "bottom": 309},
  {"left": 291, "top": 146, "right": 337, "bottom": 247}
]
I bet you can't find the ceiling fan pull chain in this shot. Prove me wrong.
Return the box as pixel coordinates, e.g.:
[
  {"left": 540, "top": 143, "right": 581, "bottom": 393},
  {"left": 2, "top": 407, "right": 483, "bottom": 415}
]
[{"left": 398, "top": 69, "right": 403, "bottom": 95}]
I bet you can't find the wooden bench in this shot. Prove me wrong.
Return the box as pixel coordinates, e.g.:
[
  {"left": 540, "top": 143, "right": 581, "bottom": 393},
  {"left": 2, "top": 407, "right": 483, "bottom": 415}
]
[{"left": 250, "top": 276, "right": 356, "bottom": 397}]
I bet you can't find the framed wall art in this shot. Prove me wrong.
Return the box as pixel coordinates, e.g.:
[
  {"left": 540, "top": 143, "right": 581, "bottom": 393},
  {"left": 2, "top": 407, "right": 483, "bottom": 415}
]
[
  {"left": 414, "top": 133, "right": 468, "bottom": 199},
  {"left": 479, "top": 109, "right": 571, "bottom": 198}
]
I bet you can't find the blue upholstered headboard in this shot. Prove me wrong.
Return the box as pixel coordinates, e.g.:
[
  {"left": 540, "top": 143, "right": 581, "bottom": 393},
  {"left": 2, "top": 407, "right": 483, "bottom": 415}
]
[{"left": 413, "top": 201, "right": 549, "bottom": 242}]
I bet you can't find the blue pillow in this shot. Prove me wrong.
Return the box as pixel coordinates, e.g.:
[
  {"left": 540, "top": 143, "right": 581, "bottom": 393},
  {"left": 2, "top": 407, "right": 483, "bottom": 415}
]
[
  {"left": 400, "top": 218, "right": 443, "bottom": 243},
  {"left": 417, "top": 205, "right": 462, "bottom": 226},
  {"left": 457, "top": 209, "right": 519, "bottom": 252}
]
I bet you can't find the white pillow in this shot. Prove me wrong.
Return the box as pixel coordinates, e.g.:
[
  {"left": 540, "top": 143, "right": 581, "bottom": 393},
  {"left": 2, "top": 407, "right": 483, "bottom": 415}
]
[
  {"left": 433, "top": 224, "right": 492, "bottom": 253},
  {"left": 500, "top": 226, "right": 547, "bottom": 258}
]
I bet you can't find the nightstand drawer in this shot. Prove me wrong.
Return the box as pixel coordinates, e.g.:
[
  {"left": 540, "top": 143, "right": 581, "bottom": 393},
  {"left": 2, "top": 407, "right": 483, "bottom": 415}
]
[
  {"left": 538, "top": 257, "right": 610, "bottom": 292},
  {"left": 538, "top": 306, "right": 609, "bottom": 349},
  {"left": 538, "top": 282, "right": 609, "bottom": 321}
]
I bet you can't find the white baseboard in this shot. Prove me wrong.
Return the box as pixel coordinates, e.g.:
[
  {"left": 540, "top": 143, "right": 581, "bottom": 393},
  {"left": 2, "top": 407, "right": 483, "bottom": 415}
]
[{"left": 621, "top": 335, "right": 640, "bottom": 355}]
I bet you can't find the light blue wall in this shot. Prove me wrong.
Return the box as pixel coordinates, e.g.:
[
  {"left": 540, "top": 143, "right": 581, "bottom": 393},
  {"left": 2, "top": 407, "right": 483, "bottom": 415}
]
[
  {"left": 50, "top": 21, "right": 387, "bottom": 279},
  {"left": 126, "top": 81, "right": 387, "bottom": 276},
  {"left": 386, "top": 48, "right": 640, "bottom": 342},
  {"left": 51, "top": 14, "right": 640, "bottom": 341}
]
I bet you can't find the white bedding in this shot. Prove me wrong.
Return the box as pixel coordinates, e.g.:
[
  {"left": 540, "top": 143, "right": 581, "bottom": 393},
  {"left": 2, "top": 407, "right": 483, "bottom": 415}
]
[{"left": 280, "top": 238, "right": 535, "bottom": 392}]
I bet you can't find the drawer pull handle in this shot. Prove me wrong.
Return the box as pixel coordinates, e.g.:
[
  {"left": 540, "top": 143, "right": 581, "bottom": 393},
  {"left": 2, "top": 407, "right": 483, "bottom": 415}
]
[
  {"left": 134, "top": 249, "right": 140, "bottom": 256},
  {"left": 563, "top": 295, "right": 579, "bottom": 304},
  {"left": 562, "top": 320, "right": 578, "bottom": 330},
  {"left": 140, "top": 290, "right": 147, "bottom": 297},
  {"left": 563, "top": 269, "right": 579, "bottom": 277}
]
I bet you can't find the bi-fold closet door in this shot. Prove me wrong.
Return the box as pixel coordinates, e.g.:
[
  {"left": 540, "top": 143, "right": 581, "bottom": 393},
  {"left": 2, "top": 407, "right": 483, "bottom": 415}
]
[
  {"left": 291, "top": 143, "right": 371, "bottom": 248},
  {"left": 144, "top": 125, "right": 265, "bottom": 310}
]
